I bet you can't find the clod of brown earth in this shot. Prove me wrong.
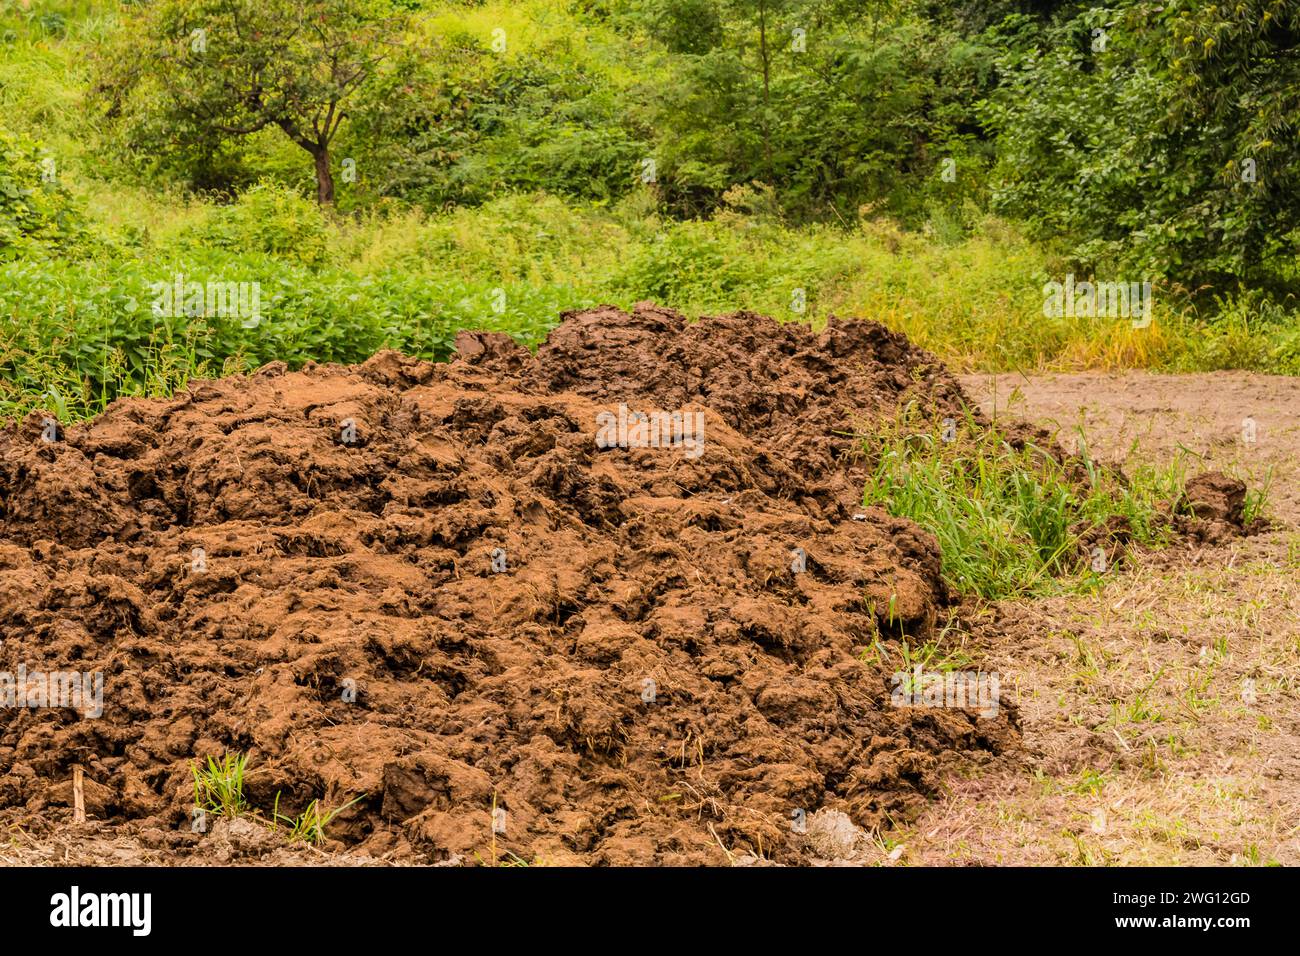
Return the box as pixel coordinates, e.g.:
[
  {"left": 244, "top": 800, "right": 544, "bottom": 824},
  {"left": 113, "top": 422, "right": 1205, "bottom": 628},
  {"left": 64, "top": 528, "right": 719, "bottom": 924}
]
[
  {"left": 1184, "top": 471, "right": 1246, "bottom": 524},
  {"left": 1178, "top": 471, "right": 1252, "bottom": 544},
  {"left": 800, "top": 807, "right": 866, "bottom": 860},
  {"left": 0, "top": 304, "right": 1022, "bottom": 865},
  {"left": 207, "top": 816, "right": 280, "bottom": 863}
]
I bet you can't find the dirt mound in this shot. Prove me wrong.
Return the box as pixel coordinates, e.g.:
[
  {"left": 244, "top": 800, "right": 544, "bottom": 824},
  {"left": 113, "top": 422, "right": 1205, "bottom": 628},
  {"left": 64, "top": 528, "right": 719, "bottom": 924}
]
[
  {"left": 459, "top": 303, "right": 970, "bottom": 517},
  {"left": 1178, "top": 471, "right": 1252, "bottom": 543},
  {"left": 0, "top": 304, "right": 1017, "bottom": 864}
]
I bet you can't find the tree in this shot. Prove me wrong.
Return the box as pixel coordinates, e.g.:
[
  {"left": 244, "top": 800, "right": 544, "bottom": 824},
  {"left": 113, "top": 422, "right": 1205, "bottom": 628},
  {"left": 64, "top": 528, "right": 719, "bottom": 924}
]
[
  {"left": 983, "top": 1, "right": 1300, "bottom": 294},
  {"left": 729, "top": 0, "right": 797, "bottom": 181},
  {"left": 95, "top": 0, "right": 410, "bottom": 207},
  {"left": 646, "top": 0, "right": 986, "bottom": 220}
]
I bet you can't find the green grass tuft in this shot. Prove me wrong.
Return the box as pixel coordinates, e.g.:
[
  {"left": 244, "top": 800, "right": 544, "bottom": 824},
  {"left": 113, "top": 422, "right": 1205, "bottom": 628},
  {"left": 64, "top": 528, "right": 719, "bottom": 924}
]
[
  {"left": 273, "top": 794, "right": 365, "bottom": 846},
  {"left": 191, "top": 752, "right": 249, "bottom": 819},
  {"left": 863, "top": 411, "right": 1187, "bottom": 600}
]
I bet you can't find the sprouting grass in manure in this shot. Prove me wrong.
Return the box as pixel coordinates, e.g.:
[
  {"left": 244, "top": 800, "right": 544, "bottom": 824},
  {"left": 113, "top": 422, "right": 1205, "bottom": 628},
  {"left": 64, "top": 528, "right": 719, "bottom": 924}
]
[
  {"left": 272, "top": 794, "right": 365, "bottom": 845},
  {"left": 863, "top": 408, "right": 1188, "bottom": 600},
  {"left": 191, "top": 752, "right": 249, "bottom": 819},
  {"left": 191, "top": 751, "right": 364, "bottom": 845},
  {"left": 1242, "top": 466, "right": 1274, "bottom": 527},
  {"left": 859, "top": 636, "right": 972, "bottom": 681}
]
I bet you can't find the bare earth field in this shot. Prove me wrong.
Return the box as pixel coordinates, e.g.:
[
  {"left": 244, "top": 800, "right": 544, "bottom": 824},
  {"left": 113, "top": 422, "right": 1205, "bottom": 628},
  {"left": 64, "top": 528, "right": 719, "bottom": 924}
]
[
  {"left": 894, "top": 372, "right": 1300, "bottom": 866},
  {"left": 2, "top": 363, "right": 1296, "bottom": 866}
]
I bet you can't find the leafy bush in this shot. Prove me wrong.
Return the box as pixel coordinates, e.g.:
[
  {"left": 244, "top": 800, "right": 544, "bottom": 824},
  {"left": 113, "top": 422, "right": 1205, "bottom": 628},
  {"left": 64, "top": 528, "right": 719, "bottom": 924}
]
[
  {"left": 983, "top": 3, "right": 1300, "bottom": 295},
  {"left": 180, "top": 181, "right": 330, "bottom": 268},
  {"left": 0, "top": 124, "right": 88, "bottom": 259},
  {"left": 611, "top": 220, "right": 754, "bottom": 306},
  {"left": 645, "top": 9, "right": 997, "bottom": 222},
  {"left": 348, "top": 41, "right": 648, "bottom": 208}
]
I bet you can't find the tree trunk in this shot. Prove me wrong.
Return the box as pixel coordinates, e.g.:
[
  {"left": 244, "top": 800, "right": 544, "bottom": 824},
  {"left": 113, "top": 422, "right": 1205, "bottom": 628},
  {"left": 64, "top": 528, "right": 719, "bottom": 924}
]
[
  {"left": 314, "top": 147, "right": 335, "bottom": 208},
  {"left": 758, "top": 1, "right": 772, "bottom": 178}
]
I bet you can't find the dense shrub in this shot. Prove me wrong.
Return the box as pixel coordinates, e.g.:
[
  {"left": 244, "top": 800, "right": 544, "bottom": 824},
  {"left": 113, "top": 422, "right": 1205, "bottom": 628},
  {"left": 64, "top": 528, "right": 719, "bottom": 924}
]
[
  {"left": 0, "top": 125, "right": 89, "bottom": 259},
  {"left": 983, "top": 3, "right": 1300, "bottom": 296},
  {"left": 180, "top": 182, "right": 331, "bottom": 268}
]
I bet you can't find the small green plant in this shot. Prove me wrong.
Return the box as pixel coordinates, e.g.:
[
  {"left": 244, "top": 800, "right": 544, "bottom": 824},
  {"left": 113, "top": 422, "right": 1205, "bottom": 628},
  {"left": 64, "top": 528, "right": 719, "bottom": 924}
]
[
  {"left": 1071, "top": 769, "right": 1107, "bottom": 795},
  {"left": 190, "top": 751, "right": 364, "bottom": 844},
  {"left": 865, "top": 636, "right": 971, "bottom": 689},
  {"left": 273, "top": 793, "right": 365, "bottom": 845},
  {"left": 1112, "top": 669, "right": 1168, "bottom": 727},
  {"left": 1242, "top": 467, "right": 1273, "bottom": 526},
  {"left": 191, "top": 752, "right": 249, "bottom": 818}
]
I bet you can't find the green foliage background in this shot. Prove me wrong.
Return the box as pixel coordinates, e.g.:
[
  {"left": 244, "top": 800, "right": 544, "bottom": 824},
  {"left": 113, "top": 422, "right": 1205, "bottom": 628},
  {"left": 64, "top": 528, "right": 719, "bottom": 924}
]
[{"left": 2, "top": 0, "right": 1299, "bottom": 422}]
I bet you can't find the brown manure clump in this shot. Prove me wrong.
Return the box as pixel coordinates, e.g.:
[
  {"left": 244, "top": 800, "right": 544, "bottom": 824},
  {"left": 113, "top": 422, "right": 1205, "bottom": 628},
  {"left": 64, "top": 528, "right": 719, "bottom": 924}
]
[{"left": 0, "top": 303, "right": 1019, "bottom": 864}]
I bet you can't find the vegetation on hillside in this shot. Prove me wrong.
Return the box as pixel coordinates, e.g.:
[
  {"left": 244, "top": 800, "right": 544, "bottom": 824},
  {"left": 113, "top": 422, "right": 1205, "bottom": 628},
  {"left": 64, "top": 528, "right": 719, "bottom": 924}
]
[{"left": 2, "top": 0, "right": 1299, "bottom": 422}]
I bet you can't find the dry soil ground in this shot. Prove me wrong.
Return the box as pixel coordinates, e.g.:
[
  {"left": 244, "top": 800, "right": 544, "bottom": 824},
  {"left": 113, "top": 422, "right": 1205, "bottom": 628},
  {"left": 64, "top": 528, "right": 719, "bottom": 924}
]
[{"left": 885, "top": 371, "right": 1300, "bottom": 866}]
